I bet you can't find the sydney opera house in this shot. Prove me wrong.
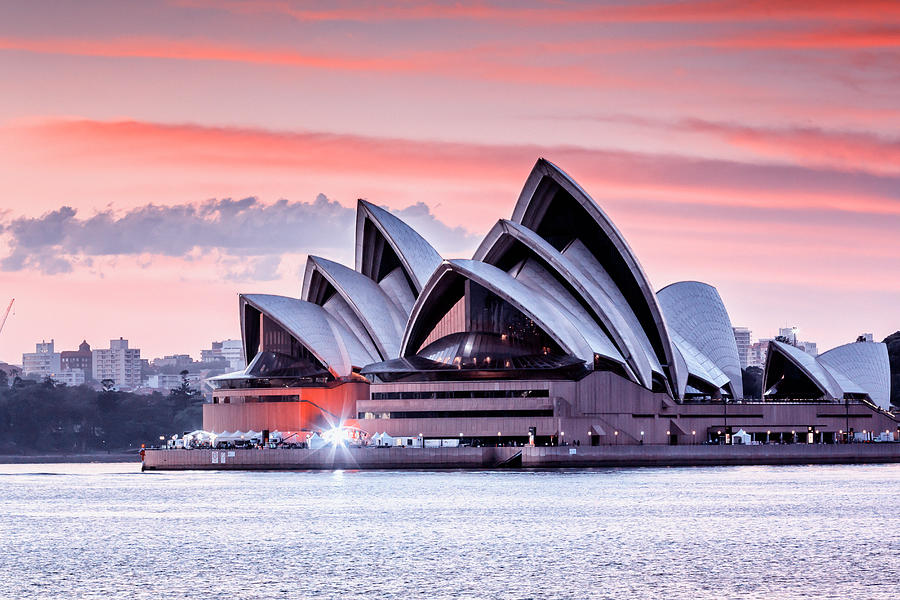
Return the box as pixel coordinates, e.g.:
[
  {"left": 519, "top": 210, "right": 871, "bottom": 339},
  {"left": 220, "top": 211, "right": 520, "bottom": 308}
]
[{"left": 205, "top": 159, "right": 898, "bottom": 446}]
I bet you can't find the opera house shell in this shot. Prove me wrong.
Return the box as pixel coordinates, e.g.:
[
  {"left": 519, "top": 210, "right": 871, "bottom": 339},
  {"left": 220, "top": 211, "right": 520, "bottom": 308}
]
[{"left": 206, "top": 159, "right": 897, "bottom": 445}]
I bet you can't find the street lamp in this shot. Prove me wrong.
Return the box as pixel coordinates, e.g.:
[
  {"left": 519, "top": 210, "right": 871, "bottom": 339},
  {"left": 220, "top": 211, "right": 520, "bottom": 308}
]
[
  {"left": 614, "top": 431, "right": 618, "bottom": 445},
  {"left": 691, "top": 430, "right": 696, "bottom": 445},
  {"left": 640, "top": 431, "right": 644, "bottom": 445}
]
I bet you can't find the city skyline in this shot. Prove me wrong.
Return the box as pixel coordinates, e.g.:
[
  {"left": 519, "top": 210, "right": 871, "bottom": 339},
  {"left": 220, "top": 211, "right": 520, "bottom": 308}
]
[{"left": 2, "top": 0, "right": 900, "bottom": 360}]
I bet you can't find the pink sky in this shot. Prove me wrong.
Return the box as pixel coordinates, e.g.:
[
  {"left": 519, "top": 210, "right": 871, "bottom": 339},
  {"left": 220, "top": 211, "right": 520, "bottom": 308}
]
[{"left": 1, "top": 0, "right": 899, "bottom": 361}]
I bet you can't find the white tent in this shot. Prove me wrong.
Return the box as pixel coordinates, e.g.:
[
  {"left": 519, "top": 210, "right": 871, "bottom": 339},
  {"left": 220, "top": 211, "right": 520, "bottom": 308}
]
[
  {"left": 213, "top": 431, "right": 259, "bottom": 446},
  {"left": 213, "top": 431, "right": 233, "bottom": 447},
  {"left": 369, "top": 432, "right": 382, "bottom": 446},
  {"left": 380, "top": 432, "right": 396, "bottom": 447},
  {"left": 182, "top": 430, "right": 215, "bottom": 447},
  {"left": 307, "top": 432, "right": 328, "bottom": 450},
  {"left": 731, "top": 429, "right": 752, "bottom": 445}
]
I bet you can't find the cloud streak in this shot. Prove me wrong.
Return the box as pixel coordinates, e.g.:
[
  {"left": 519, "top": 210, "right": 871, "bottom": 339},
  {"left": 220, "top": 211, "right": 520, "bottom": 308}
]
[
  {"left": 16, "top": 118, "right": 900, "bottom": 217},
  {"left": 0, "top": 35, "right": 631, "bottom": 88},
  {"left": 572, "top": 114, "right": 900, "bottom": 175},
  {"left": 177, "top": 0, "right": 900, "bottom": 25}
]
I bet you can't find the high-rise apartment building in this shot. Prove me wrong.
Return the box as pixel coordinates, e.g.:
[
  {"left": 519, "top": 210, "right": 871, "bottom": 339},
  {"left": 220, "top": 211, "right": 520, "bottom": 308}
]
[
  {"left": 201, "top": 339, "right": 244, "bottom": 371},
  {"left": 732, "top": 327, "right": 751, "bottom": 369},
  {"left": 54, "top": 369, "right": 86, "bottom": 387},
  {"left": 93, "top": 338, "right": 141, "bottom": 390},
  {"left": 778, "top": 327, "right": 798, "bottom": 345},
  {"left": 747, "top": 339, "right": 772, "bottom": 368},
  {"left": 22, "top": 340, "right": 61, "bottom": 378}
]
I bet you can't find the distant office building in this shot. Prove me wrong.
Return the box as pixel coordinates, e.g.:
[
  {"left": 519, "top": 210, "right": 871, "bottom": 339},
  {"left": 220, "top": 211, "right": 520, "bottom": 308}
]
[
  {"left": 797, "top": 341, "right": 818, "bottom": 357},
  {"left": 152, "top": 354, "right": 194, "bottom": 369},
  {"left": 778, "top": 327, "right": 798, "bottom": 345},
  {"left": 859, "top": 333, "right": 874, "bottom": 343},
  {"left": 747, "top": 339, "right": 771, "bottom": 368},
  {"left": 22, "top": 340, "right": 61, "bottom": 378},
  {"left": 732, "top": 327, "right": 751, "bottom": 369},
  {"left": 55, "top": 369, "right": 86, "bottom": 387},
  {"left": 775, "top": 326, "right": 817, "bottom": 357},
  {"left": 201, "top": 339, "right": 244, "bottom": 371},
  {"left": 221, "top": 340, "right": 243, "bottom": 370},
  {"left": 93, "top": 338, "right": 141, "bottom": 390},
  {"left": 60, "top": 340, "right": 92, "bottom": 380},
  {"left": 200, "top": 341, "right": 222, "bottom": 364},
  {"left": 146, "top": 372, "right": 200, "bottom": 392}
]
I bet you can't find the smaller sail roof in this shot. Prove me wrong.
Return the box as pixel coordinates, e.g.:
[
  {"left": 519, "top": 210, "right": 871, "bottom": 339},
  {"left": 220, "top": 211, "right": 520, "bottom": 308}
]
[
  {"left": 818, "top": 342, "right": 891, "bottom": 410},
  {"left": 355, "top": 200, "right": 442, "bottom": 294},
  {"left": 657, "top": 281, "right": 743, "bottom": 398},
  {"left": 241, "top": 294, "right": 376, "bottom": 377},
  {"left": 301, "top": 256, "right": 407, "bottom": 360},
  {"left": 403, "top": 259, "right": 613, "bottom": 366},
  {"left": 766, "top": 341, "right": 842, "bottom": 399}
]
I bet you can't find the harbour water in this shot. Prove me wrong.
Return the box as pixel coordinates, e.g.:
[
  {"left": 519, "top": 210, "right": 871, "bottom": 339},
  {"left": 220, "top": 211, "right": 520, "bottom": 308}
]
[{"left": 1, "top": 463, "right": 898, "bottom": 599}]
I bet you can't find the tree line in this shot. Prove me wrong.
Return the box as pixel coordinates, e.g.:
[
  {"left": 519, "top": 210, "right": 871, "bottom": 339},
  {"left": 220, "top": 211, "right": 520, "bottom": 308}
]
[{"left": 0, "top": 371, "right": 202, "bottom": 454}]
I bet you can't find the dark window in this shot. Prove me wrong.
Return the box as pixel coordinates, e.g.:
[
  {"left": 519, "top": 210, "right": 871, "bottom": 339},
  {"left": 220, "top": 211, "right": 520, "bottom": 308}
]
[
  {"left": 358, "top": 408, "right": 553, "bottom": 419},
  {"left": 371, "top": 389, "right": 549, "bottom": 400}
]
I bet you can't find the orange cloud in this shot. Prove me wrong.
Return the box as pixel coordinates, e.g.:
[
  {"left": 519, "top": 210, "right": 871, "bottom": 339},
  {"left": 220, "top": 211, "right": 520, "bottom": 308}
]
[
  {"left": 0, "top": 36, "right": 418, "bottom": 71},
  {"left": 698, "top": 27, "right": 900, "bottom": 50},
  {"left": 0, "top": 36, "right": 632, "bottom": 89},
  {"left": 12, "top": 118, "right": 900, "bottom": 219},
  {"left": 175, "top": 0, "right": 900, "bottom": 25},
  {"left": 684, "top": 120, "right": 900, "bottom": 174}
]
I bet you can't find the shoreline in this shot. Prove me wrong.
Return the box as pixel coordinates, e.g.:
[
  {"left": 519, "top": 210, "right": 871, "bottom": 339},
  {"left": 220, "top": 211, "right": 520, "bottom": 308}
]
[
  {"left": 0, "top": 452, "right": 137, "bottom": 464},
  {"left": 141, "top": 443, "right": 900, "bottom": 471}
]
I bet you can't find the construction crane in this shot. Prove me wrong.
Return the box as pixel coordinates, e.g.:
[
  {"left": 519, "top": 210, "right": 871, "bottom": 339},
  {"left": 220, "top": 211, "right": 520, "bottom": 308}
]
[{"left": 0, "top": 299, "right": 13, "bottom": 336}]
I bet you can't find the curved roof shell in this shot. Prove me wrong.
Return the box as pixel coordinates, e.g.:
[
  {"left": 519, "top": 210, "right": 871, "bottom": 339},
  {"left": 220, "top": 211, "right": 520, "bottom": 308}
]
[
  {"left": 509, "top": 158, "right": 684, "bottom": 396},
  {"left": 669, "top": 330, "right": 731, "bottom": 393},
  {"left": 301, "top": 255, "right": 407, "bottom": 360},
  {"left": 240, "top": 294, "right": 376, "bottom": 378},
  {"left": 764, "top": 340, "right": 890, "bottom": 408},
  {"left": 355, "top": 199, "right": 442, "bottom": 296},
  {"left": 657, "top": 281, "right": 743, "bottom": 398},
  {"left": 765, "top": 341, "right": 842, "bottom": 399},
  {"left": 402, "top": 259, "right": 625, "bottom": 368},
  {"left": 474, "top": 218, "right": 651, "bottom": 387},
  {"left": 818, "top": 342, "right": 891, "bottom": 410}
]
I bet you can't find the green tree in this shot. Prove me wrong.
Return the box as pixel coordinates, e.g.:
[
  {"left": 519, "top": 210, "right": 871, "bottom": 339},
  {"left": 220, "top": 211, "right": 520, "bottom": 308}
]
[{"left": 741, "top": 366, "right": 764, "bottom": 399}]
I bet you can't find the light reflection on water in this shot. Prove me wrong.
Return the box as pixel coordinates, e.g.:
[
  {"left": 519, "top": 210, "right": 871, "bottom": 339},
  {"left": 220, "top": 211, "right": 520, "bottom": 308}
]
[{"left": 1, "top": 463, "right": 898, "bottom": 599}]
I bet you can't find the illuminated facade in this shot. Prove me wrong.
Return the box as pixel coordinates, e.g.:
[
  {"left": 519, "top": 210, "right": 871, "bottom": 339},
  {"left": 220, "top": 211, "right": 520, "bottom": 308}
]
[{"left": 205, "top": 159, "right": 898, "bottom": 444}]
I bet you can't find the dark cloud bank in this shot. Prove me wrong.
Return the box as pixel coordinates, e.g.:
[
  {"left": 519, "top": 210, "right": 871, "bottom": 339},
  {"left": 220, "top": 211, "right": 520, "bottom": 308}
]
[{"left": 0, "top": 195, "right": 479, "bottom": 279}]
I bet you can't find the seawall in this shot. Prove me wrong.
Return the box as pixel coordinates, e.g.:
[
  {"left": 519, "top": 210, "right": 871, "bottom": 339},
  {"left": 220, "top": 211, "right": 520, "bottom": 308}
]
[{"left": 142, "top": 443, "right": 900, "bottom": 471}]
